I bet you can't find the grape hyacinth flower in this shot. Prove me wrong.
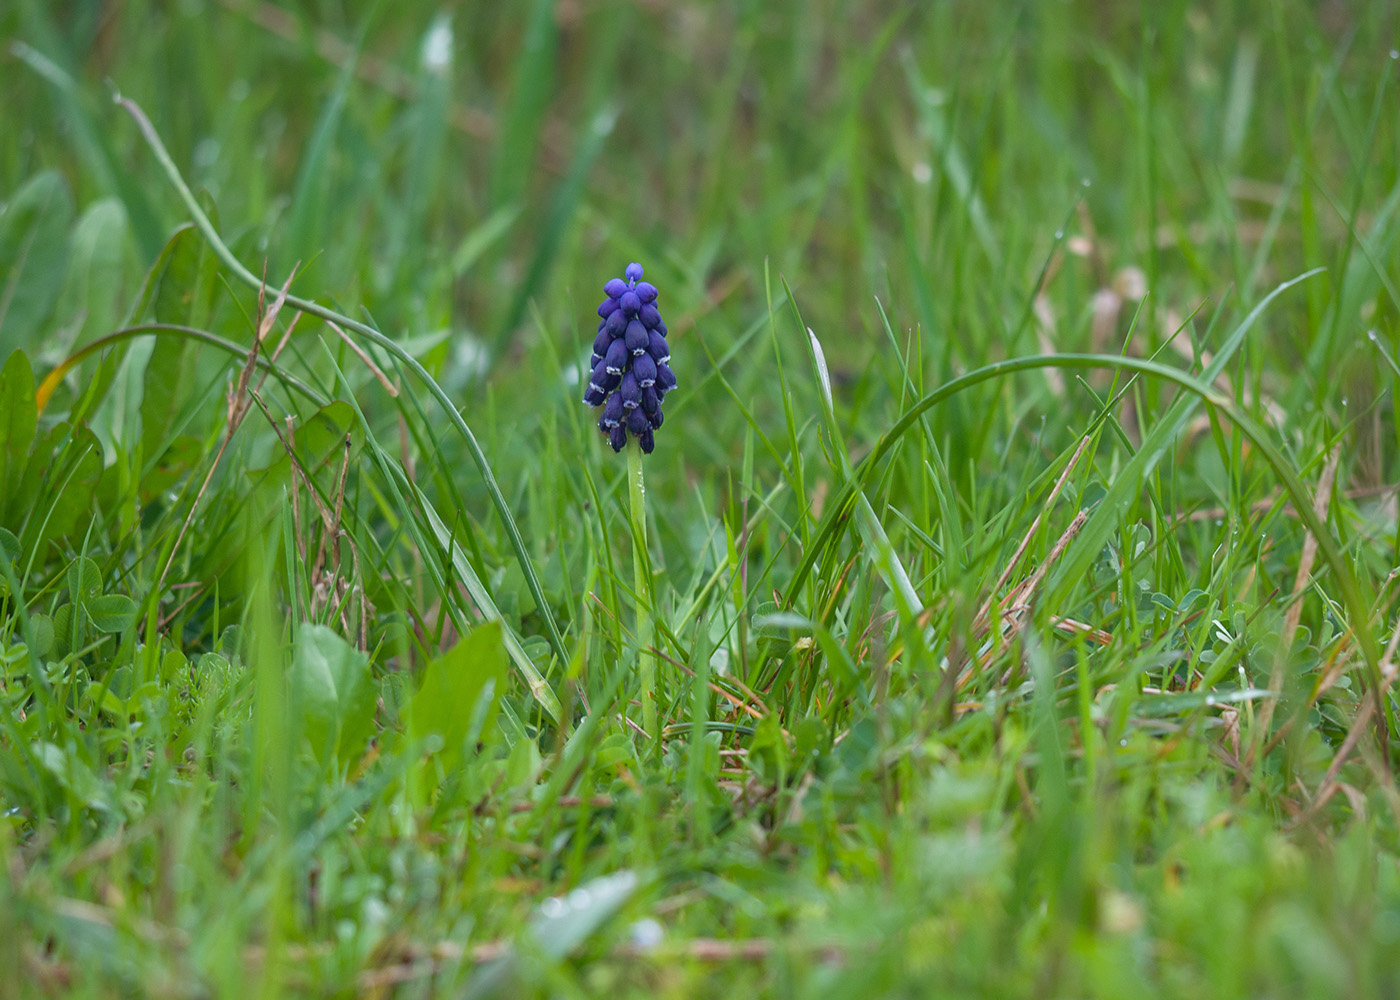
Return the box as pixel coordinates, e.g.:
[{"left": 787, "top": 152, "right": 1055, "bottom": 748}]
[{"left": 584, "top": 262, "right": 675, "bottom": 454}]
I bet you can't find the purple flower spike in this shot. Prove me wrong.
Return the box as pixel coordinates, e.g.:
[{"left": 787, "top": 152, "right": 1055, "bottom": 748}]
[{"left": 584, "top": 263, "right": 673, "bottom": 454}]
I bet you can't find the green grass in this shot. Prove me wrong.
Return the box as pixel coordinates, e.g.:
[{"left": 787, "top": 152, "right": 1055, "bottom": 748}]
[{"left": 2, "top": 2, "right": 1400, "bottom": 996}]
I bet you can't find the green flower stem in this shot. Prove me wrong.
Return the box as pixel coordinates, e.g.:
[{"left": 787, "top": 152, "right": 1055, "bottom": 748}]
[{"left": 627, "top": 437, "right": 657, "bottom": 749}]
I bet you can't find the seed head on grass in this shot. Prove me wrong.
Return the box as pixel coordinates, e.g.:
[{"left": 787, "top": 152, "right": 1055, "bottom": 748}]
[{"left": 584, "top": 262, "right": 675, "bottom": 454}]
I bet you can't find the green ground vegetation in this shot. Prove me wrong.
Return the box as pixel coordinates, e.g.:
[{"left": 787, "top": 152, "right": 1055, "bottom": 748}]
[{"left": 3, "top": 1, "right": 1400, "bottom": 996}]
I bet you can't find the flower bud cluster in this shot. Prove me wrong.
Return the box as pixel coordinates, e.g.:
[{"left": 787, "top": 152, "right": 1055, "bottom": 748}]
[{"left": 583, "top": 262, "right": 675, "bottom": 453}]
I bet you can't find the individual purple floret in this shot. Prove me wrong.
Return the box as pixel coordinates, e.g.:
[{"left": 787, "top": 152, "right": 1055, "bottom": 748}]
[
  {"left": 601, "top": 393, "right": 624, "bottom": 429},
  {"left": 582, "top": 261, "right": 673, "bottom": 454},
  {"left": 647, "top": 330, "right": 669, "bottom": 363},
  {"left": 625, "top": 320, "right": 649, "bottom": 356},
  {"left": 591, "top": 359, "right": 619, "bottom": 391},
  {"left": 591, "top": 328, "right": 612, "bottom": 363},
  {"left": 603, "top": 338, "right": 629, "bottom": 376},
  {"left": 619, "top": 370, "right": 641, "bottom": 409}
]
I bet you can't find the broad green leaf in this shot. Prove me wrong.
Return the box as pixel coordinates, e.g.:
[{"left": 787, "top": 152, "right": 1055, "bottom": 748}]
[
  {"left": 139, "top": 337, "right": 191, "bottom": 466},
  {"left": 153, "top": 200, "right": 220, "bottom": 329},
  {"left": 91, "top": 684, "right": 129, "bottom": 719},
  {"left": 0, "top": 528, "right": 19, "bottom": 597},
  {"left": 246, "top": 400, "right": 361, "bottom": 502},
  {"left": 143, "top": 218, "right": 218, "bottom": 461},
  {"left": 290, "top": 623, "right": 376, "bottom": 766},
  {"left": 0, "top": 350, "right": 37, "bottom": 524},
  {"left": 86, "top": 594, "right": 138, "bottom": 634},
  {"left": 30, "top": 424, "right": 102, "bottom": 550},
  {"left": 296, "top": 400, "right": 359, "bottom": 469},
  {"left": 129, "top": 223, "right": 196, "bottom": 324},
  {"left": 67, "top": 556, "right": 102, "bottom": 604},
  {"left": 160, "top": 648, "right": 188, "bottom": 684},
  {"left": 48, "top": 200, "right": 135, "bottom": 424},
  {"left": 28, "top": 613, "right": 54, "bottom": 659},
  {"left": 139, "top": 434, "right": 201, "bottom": 500},
  {"left": 407, "top": 621, "right": 507, "bottom": 772},
  {"left": 5, "top": 416, "right": 103, "bottom": 554},
  {"left": 0, "top": 171, "right": 73, "bottom": 351},
  {"left": 593, "top": 732, "right": 633, "bottom": 770},
  {"left": 10, "top": 421, "right": 65, "bottom": 536},
  {"left": 52, "top": 603, "right": 81, "bottom": 657},
  {"left": 106, "top": 666, "right": 134, "bottom": 701},
  {"left": 59, "top": 199, "right": 131, "bottom": 348},
  {"left": 284, "top": 400, "right": 360, "bottom": 492}
]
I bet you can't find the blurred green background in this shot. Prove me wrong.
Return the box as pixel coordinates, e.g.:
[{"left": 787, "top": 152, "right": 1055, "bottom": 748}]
[
  {"left": 8, "top": 1, "right": 1394, "bottom": 425},
  {"left": 5, "top": 2, "right": 1400, "bottom": 997},
  {"left": 5, "top": 3, "right": 1394, "bottom": 575}
]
